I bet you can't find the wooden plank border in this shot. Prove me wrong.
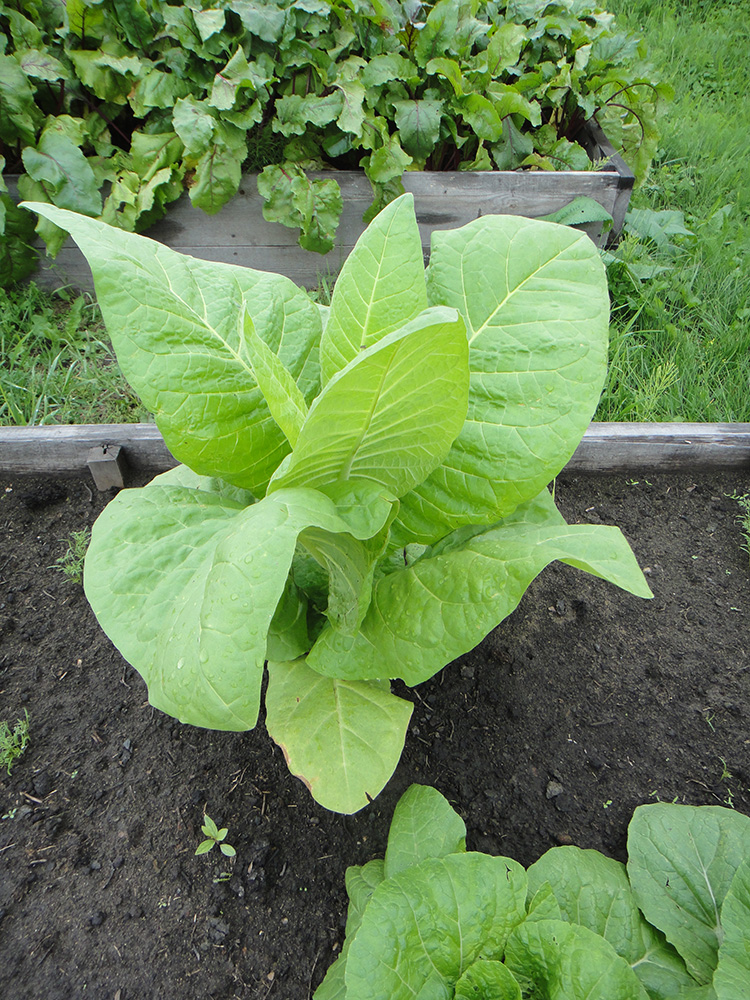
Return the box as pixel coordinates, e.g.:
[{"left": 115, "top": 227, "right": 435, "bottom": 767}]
[{"left": 1, "top": 423, "right": 749, "bottom": 478}]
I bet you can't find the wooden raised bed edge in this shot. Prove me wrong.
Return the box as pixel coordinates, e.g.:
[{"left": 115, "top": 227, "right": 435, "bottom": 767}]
[
  {"left": 1, "top": 424, "right": 749, "bottom": 487},
  {"left": 11, "top": 122, "right": 633, "bottom": 292}
]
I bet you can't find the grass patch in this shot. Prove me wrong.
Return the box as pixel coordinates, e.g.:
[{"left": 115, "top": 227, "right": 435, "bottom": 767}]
[
  {"left": 0, "top": 710, "right": 30, "bottom": 776},
  {"left": 0, "top": 283, "right": 149, "bottom": 426},
  {"left": 51, "top": 528, "right": 91, "bottom": 585},
  {"left": 597, "top": 0, "right": 750, "bottom": 421}
]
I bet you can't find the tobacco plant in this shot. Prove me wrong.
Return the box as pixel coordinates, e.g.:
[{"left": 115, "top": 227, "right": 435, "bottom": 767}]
[
  {"left": 25, "top": 194, "right": 651, "bottom": 813},
  {"left": 2, "top": 0, "right": 669, "bottom": 282},
  {"left": 315, "top": 784, "right": 750, "bottom": 999}
]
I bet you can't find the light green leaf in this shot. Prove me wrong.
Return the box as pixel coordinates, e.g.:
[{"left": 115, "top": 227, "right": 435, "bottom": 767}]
[
  {"left": 527, "top": 846, "right": 695, "bottom": 999},
  {"left": 65, "top": 0, "right": 105, "bottom": 39},
  {"left": 714, "top": 859, "right": 750, "bottom": 1000},
  {"left": 68, "top": 48, "right": 137, "bottom": 104},
  {"left": 6, "top": 9, "right": 42, "bottom": 48},
  {"left": 347, "top": 859, "right": 386, "bottom": 922},
  {"left": 427, "top": 57, "right": 464, "bottom": 96},
  {"left": 486, "top": 22, "right": 527, "bottom": 76},
  {"left": 308, "top": 488, "right": 651, "bottom": 684},
  {"left": 232, "top": 0, "right": 287, "bottom": 41},
  {"left": 627, "top": 804, "right": 750, "bottom": 985},
  {"left": 344, "top": 853, "right": 527, "bottom": 998},
  {"left": 488, "top": 83, "right": 542, "bottom": 126},
  {"left": 365, "top": 134, "right": 413, "bottom": 185},
  {"left": 242, "top": 309, "right": 308, "bottom": 447},
  {"left": 273, "top": 93, "right": 344, "bottom": 137},
  {"left": 16, "top": 176, "right": 68, "bottom": 256},
  {"left": 193, "top": 7, "right": 225, "bottom": 42},
  {"left": 21, "top": 202, "right": 321, "bottom": 494},
  {"left": 128, "top": 131, "right": 184, "bottom": 183},
  {"left": 265, "top": 657, "right": 412, "bottom": 813},
  {"left": 132, "top": 68, "right": 191, "bottom": 114},
  {"left": 187, "top": 118, "right": 247, "bottom": 214},
  {"left": 539, "top": 196, "right": 614, "bottom": 230},
  {"left": 458, "top": 93, "right": 504, "bottom": 142},
  {"left": 0, "top": 54, "right": 40, "bottom": 144},
  {"left": 383, "top": 784, "right": 466, "bottom": 879},
  {"left": 315, "top": 859, "right": 386, "bottom": 999},
  {"left": 526, "top": 882, "right": 563, "bottom": 922},
  {"left": 17, "top": 49, "right": 68, "bottom": 82},
  {"left": 335, "top": 77, "right": 367, "bottom": 138},
  {"left": 299, "top": 516, "right": 394, "bottom": 635},
  {"left": 321, "top": 193, "right": 428, "bottom": 384},
  {"left": 22, "top": 132, "right": 101, "bottom": 216},
  {"left": 415, "top": 0, "right": 459, "bottom": 65},
  {"left": 361, "top": 53, "right": 416, "bottom": 89},
  {"left": 270, "top": 307, "right": 469, "bottom": 500},
  {"left": 455, "top": 960, "right": 521, "bottom": 1000},
  {"left": 505, "top": 918, "right": 651, "bottom": 1000},
  {"left": 83, "top": 481, "right": 394, "bottom": 732},
  {"left": 173, "top": 95, "right": 217, "bottom": 158},
  {"left": 394, "top": 99, "right": 443, "bottom": 160},
  {"left": 257, "top": 163, "right": 343, "bottom": 254},
  {"left": 395, "top": 215, "right": 610, "bottom": 543},
  {"left": 202, "top": 815, "right": 219, "bottom": 838},
  {"left": 210, "top": 46, "right": 258, "bottom": 111},
  {"left": 266, "top": 576, "right": 309, "bottom": 662},
  {"left": 195, "top": 840, "right": 214, "bottom": 855}
]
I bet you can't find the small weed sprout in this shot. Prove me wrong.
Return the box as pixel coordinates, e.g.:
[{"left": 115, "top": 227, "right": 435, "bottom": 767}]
[
  {"left": 195, "top": 813, "right": 236, "bottom": 857},
  {"left": 52, "top": 528, "right": 91, "bottom": 584},
  {"left": 728, "top": 492, "right": 750, "bottom": 560},
  {"left": 0, "top": 710, "right": 30, "bottom": 775},
  {"left": 718, "top": 757, "right": 736, "bottom": 809}
]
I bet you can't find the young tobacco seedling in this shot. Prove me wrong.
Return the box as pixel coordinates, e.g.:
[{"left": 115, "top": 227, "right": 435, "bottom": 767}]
[
  {"left": 195, "top": 814, "right": 236, "bottom": 858},
  {"left": 315, "top": 785, "right": 750, "bottom": 1000},
  {"left": 24, "top": 195, "right": 652, "bottom": 814}
]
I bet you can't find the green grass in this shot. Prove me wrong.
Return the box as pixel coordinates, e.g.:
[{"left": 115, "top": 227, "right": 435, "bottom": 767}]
[
  {"left": 0, "top": 710, "right": 30, "bottom": 776},
  {"left": 0, "top": 282, "right": 148, "bottom": 426},
  {"left": 51, "top": 528, "right": 91, "bottom": 585},
  {"left": 597, "top": 0, "right": 750, "bottom": 421}
]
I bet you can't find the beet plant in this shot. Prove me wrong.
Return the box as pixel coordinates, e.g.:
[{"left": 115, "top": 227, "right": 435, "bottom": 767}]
[{"left": 25, "top": 195, "right": 651, "bottom": 812}]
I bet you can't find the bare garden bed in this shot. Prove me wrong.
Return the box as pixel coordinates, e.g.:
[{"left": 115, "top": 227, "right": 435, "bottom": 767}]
[{"left": 1, "top": 465, "right": 749, "bottom": 998}]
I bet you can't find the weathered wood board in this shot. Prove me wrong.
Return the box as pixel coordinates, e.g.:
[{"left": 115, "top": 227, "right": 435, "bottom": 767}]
[
  {"left": 2, "top": 424, "right": 748, "bottom": 479},
  {"left": 12, "top": 123, "right": 633, "bottom": 291}
]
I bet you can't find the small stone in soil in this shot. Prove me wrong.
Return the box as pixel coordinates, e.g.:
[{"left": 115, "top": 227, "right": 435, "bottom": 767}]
[
  {"left": 545, "top": 780, "right": 564, "bottom": 799},
  {"left": 89, "top": 911, "right": 106, "bottom": 926}
]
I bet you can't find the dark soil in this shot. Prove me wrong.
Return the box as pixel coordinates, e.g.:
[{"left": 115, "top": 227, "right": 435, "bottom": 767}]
[{"left": 2, "top": 469, "right": 750, "bottom": 1000}]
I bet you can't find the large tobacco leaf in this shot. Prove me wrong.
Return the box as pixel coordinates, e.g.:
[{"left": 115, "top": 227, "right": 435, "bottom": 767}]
[
  {"left": 264, "top": 658, "right": 412, "bottom": 814},
  {"left": 345, "top": 854, "right": 528, "bottom": 999},
  {"left": 307, "top": 488, "right": 651, "bottom": 685},
  {"left": 395, "top": 214, "right": 611, "bottom": 542},
  {"left": 627, "top": 803, "right": 750, "bottom": 985},
  {"left": 25, "top": 203, "right": 321, "bottom": 495},
  {"left": 22, "top": 194, "right": 652, "bottom": 813},
  {"left": 527, "top": 846, "right": 695, "bottom": 999},
  {"left": 83, "top": 470, "right": 396, "bottom": 732}
]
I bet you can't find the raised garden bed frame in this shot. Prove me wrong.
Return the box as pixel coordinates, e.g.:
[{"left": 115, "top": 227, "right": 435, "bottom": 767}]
[
  {"left": 15, "top": 122, "right": 633, "bottom": 292},
  {"left": 1, "top": 424, "right": 749, "bottom": 489}
]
